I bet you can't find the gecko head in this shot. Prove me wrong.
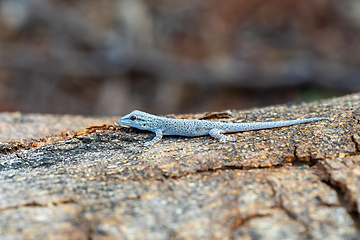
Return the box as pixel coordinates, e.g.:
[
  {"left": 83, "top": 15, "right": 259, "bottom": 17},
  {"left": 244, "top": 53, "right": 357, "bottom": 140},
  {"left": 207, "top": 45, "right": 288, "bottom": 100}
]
[{"left": 120, "top": 110, "right": 156, "bottom": 131}]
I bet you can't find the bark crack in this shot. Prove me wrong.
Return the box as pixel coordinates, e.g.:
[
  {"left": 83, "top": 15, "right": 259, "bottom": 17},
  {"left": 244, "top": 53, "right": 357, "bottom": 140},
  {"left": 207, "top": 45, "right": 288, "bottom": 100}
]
[
  {"left": 267, "top": 179, "right": 312, "bottom": 239},
  {"left": 321, "top": 179, "right": 360, "bottom": 230},
  {"left": 166, "top": 164, "right": 284, "bottom": 180},
  {"left": 228, "top": 213, "right": 271, "bottom": 240},
  {"left": 0, "top": 198, "right": 76, "bottom": 212},
  {"left": 351, "top": 135, "right": 360, "bottom": 153},
  {"left": 316, "top": 162, "right": 360, "bottom": 231}
]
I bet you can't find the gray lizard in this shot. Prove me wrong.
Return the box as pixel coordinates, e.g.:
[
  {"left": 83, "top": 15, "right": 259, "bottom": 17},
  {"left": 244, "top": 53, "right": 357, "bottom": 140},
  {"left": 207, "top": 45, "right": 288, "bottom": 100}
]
[{"left": 120, "top": 110, "right": 328, "bottom": 146}]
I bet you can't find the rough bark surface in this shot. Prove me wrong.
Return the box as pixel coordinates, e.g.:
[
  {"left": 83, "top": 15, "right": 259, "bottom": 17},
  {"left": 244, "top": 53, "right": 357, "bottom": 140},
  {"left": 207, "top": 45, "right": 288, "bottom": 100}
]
[{"left": 1, "top": 94, "right": 360, "bottom": 239}]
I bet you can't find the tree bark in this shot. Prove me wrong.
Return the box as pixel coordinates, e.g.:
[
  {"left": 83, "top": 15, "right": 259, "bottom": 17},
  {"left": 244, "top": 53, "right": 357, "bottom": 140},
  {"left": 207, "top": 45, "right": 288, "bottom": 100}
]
[{"left": 1, "top": 93, "right": 360, "bottom": 239}]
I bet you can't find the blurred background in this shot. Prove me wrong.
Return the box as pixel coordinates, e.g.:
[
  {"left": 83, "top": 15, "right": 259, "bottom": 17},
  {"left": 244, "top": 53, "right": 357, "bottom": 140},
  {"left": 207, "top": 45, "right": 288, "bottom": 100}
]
[{"left": 0, "top": 0, "right": 359, "bottom": 116}]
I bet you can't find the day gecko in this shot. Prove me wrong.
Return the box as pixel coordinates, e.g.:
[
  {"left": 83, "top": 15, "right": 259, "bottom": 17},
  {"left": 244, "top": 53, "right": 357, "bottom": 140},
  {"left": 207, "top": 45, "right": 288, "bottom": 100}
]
[{"left": 120, "top": 110, "right": 328, "bottom": 146}]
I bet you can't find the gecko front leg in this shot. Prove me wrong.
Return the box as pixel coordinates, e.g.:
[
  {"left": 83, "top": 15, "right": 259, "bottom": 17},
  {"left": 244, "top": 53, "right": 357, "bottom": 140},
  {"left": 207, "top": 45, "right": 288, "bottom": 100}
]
[
  {"left": 209, "top": 129, "right": 236, "bottom": 143},
  {"left": 144, "top": 129, "right": 164, "bottom": 146}
]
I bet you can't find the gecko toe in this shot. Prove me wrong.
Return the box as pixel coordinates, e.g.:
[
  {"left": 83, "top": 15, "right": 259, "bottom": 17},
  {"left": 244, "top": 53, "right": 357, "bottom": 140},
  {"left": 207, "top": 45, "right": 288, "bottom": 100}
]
[{"left": 218, "top": 137, "right": 236, "bottom": 143}]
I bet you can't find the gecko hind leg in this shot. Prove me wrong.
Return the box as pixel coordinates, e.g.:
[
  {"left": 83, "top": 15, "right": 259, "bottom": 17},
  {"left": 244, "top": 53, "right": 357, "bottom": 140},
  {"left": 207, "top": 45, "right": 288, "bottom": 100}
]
[
  {"left": 143, "top": 129, "right": 163, "bottom": 146},
  {"left": 209, "top": 129, "right": 236, "bottom": 143}
]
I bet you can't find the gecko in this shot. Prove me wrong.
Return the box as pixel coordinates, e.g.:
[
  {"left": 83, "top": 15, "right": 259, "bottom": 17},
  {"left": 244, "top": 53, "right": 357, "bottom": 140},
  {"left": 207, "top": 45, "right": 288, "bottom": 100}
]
[{"left": 120, "top": 110, "right": 328, "bottom": 146}]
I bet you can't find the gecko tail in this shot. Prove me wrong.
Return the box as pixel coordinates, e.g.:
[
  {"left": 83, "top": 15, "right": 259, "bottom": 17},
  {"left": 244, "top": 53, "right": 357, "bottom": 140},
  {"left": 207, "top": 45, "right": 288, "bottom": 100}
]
[
  {"left": 290, "top": 117, "right": 329, "bottom": 124},
  {"left": 230, "top": 117, "right": 328, "bottom": 132}
]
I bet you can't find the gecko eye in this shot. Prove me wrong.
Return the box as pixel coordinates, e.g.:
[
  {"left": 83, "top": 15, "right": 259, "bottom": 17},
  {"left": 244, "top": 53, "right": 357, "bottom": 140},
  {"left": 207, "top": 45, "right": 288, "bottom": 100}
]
[{"left": 130, "top": 115, "right": 136, "bottom": 121}]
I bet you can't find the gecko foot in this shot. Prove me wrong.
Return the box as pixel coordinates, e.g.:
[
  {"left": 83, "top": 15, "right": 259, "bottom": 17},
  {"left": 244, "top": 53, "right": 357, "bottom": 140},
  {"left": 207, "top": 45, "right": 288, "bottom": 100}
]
[
  {"left": 143, "top": 129, "right": 164, "bottom": 147},
  {"left": 210, "top": 128, "right": 236, "bottom": 143},
  {"left": 219, "top": 137, "right": 236, "bottom": 143},
  {"left": 143, "top": 141, "right": 154, "bottom": 147}
]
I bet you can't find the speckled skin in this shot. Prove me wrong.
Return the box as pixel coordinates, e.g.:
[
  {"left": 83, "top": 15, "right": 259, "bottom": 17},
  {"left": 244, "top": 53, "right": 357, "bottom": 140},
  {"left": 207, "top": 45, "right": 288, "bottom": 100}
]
[{"left": 120, "top": 110, "right": 328, "bottom": 146}]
